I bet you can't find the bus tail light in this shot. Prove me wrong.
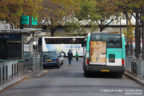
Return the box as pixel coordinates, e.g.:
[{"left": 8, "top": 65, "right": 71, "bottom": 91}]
[
  {"left": 86, "top": 58, "right": 90, "bottom": 65},
  {"left": 122, "top": 59, "right": 125, "bottom": 66},
  {"left": 56, "top": 58, "right": 59, "bottom": 61}
]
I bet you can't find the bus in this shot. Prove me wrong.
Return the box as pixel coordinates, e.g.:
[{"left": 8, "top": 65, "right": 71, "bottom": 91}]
[
  {"left": 83, "top": 33, "right": 126, "bottom": 78},
  {"left": 38, "top": 36, "right": 85, "bottom": 56}
]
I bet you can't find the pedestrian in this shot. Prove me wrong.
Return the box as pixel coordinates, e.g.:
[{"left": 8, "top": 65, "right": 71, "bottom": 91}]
[
  {"left": 75, "top": 51, "right": 79, "bottom": 62},
  {"left": 67, "top": 49, "right": 73, "bottom": 65}
]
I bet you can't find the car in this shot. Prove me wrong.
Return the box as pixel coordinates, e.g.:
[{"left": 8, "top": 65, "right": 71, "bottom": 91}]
[
  {"left": 42, "top": 51, "right": 63, "bottom": 69},
  {"left": 59, "top": 53, "right": 64, "bottom": 64}
]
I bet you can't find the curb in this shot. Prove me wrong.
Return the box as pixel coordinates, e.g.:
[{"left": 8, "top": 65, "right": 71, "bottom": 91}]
[
  {"left": 0, "top": 77, "right": 25, "bottom": 92},
  {"left": 124, "top": 71, "right": 144, "bottom": 86},
  {"left": 0, "top": 70, "right": 48, "bottom": 92}
]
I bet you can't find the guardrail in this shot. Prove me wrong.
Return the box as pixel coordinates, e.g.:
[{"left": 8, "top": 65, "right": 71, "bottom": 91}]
[
  {"left": 126, "top": 56, "right": 144, "bottom": 77},
  {"left": 0, "top": 53, "right": 43, "bottom": 84},
  {"left": 0, "top": 60, "right": 18, "bottom": 84},
  {"left": 23, "top": 52, "right": 43, "bottom": 72},
  {"left": 32, "top": 52, "right": 43, "bottom": 71}
]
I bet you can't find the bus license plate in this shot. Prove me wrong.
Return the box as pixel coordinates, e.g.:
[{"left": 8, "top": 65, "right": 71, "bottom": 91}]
[
  {"left": 100, "top": 69, "right": 110, "bottom": 72},
  {"left": 46, "top": 59, "right": 52, "bottom": 61}
]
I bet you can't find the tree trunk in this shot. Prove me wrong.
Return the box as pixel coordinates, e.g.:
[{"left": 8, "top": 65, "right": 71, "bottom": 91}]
[
  {"left": 135, "top": 12, "right": 141, "bottom": 58},
  {"left": 10, "top": 23, "right": 14, "bottom": 29},
  {"left": 50, "top": 28, "right": 56, "bottom": 37},
  {"left": 129, "top": 27, "right": 133, "bottom": 56},
  {"left": 142, "top": 20, "right": 144, "bottom": 59},
  {"left": 100, "top": 26, "right": 104, "bottom": 32},
  {"left": 125, "top": 14, "right": 129, "bottom": 55}
]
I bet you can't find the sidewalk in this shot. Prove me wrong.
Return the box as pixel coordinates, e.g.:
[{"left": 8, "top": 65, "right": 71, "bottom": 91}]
[
  {"left": 124, "top": 71, "right": 144, "bottom": 86},
  {"left": 0, "top": 70, "right": 48, "bottom": 92}
]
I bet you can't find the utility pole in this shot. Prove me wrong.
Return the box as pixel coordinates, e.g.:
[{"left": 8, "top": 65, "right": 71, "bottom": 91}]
[
  {"left": 29, "top": 16, "right": 32, "bottom": 28},
  {"left": 20, "top": 16, "right": 24, "bottom": 29}
]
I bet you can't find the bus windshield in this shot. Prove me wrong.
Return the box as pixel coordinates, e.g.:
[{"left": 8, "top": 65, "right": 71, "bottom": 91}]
[{"left": 91, "top": 34, "right": 122, "bottom": 48}]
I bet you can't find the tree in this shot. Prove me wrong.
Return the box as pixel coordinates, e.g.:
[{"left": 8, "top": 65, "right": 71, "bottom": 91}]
[
  {"left": 116, "top": 0, "right": 144, "bottom": 58},
  {"left": 40, "top": 0, "right": 80, "bottom": 36},
  {"left": 0, "top": 0, "right": 42, "bottom": 28},
  {"left": 114, "top": 0, "right": 142, "bottom": 57},
  {"left": 136, "top": 0, "right": 144, "bottom": 59},
  {"left": 77, "top": 0, "right": 119, "bottom": 32},
  {"left": 114, "top": 0, "right": 134, "bottom": 56}
]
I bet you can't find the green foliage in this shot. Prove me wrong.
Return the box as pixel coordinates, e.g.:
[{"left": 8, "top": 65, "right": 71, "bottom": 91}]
[
  {"left": 77, "top": 0, "right": 119, "bottom": 32},
  {"left": 77, "top": 0, "right": 98, "bottom": 20},
  {"left": 40, "top": 0, "right": 81, "bottom": 36},
  {"left": 64, "top": 20, "right": 87, "bottom": 36},
  {"left": 64, "top": 21, "right": 81, "bottom": 32},
  {"left": 0, "top": 0, "right": 42, "bottom": 28},
  {"left": 123, "top": 22, "right": 134, "bottom": 41}
]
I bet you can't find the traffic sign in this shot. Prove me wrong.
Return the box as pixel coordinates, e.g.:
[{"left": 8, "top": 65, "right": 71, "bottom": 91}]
[
  {"left": 32, "top": 17, "right": 38, "bottom": 25},
  {"left": 21, "top": 15, "right": 29, "bottom": 25}
]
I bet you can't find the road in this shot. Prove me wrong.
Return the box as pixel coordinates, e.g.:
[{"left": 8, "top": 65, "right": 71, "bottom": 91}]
[{"left": 1, "top": 58, "right": 144, "bottom": 96}]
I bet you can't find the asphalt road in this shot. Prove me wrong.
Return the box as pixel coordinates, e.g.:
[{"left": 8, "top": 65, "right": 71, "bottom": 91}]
[{"left": 1, "top": 58, "right": 144, "bottom": 96}]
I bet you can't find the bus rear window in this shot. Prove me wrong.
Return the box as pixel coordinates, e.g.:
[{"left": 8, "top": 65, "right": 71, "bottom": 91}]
[{"left": 91, "top": 34, "right": 122, "bottom": 48}]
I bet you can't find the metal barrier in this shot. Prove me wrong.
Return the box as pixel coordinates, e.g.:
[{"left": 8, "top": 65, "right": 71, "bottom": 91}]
[
  {"left": 0, "top": 60, "right": 24, "bottom": 84},
  {"left": 23, "top": 52, "right": 43, "bottom": 72},
  {"left": 0, "top": 53, "right": 43, "bottom": 84},
  {"left": 126, "top": 56, "right": 144, "bottom": 77},
  {"left": 32, "top": 52, "right": 43, "bottom": 71},
  {"left": 131, "top": 61, "right": 137, "bottom": 74}
]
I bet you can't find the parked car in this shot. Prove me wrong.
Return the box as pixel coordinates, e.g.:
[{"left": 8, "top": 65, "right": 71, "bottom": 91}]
[
  {"left": 42, "top": 51, "right": 64, "bottom": 69},
  {"left": 59, "top": 53, "right": 64, "bottom": 64}
]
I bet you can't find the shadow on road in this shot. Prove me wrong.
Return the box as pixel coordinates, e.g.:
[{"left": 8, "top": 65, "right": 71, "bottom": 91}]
[{"left": 84, "top": 72, "right": 123, "bottom": 79}]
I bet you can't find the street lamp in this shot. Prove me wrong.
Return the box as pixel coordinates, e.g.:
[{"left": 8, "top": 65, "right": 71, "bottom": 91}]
[
  {"left": 73, "top": 38, "right": 76, "bottom": 53},
  {"left": 73, "top": 38, "right": 76, "bottom": 43},
  {"left": 71, "top": 38, "right": 76, "bottom": 50}
]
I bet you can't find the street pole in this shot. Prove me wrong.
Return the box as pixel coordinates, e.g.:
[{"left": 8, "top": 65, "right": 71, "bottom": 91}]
[
  {"left": 20, "top": 16, "right": 23, "bottom": 29},
  {"left": 29, "top": 16, "right": 32, "bottom": 28},
  {"left": 120, "top": 17, "right": 122, "bottom": 34}
]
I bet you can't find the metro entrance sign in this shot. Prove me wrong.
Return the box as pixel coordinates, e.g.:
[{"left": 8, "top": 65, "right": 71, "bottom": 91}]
[
  {"left": 21, "top": 15, "right": 29, "bottom": 25},
  {"left": 32, "top": 17, "right": 38, "bottom": 25},
  {"left": 21, "top": 15, "right": 37, "bottom": 25}
]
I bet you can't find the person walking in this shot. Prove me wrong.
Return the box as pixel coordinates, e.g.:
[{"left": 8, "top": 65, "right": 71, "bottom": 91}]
[
  {"left": 67, "top": 49, "right": 73, "bottom": 65},
  {"left": 75, "top": 51, "right": 79, "bottom": 62}
]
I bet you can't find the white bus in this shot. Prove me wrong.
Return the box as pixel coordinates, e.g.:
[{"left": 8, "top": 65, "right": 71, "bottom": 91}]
[{"left": 38, "top": 37, "right": 85, "bottom": 56}]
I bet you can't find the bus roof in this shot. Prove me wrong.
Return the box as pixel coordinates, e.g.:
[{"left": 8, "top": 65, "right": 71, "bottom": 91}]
[
  {"left": 42, "top": 36, "right": 85, "bottom": 39},
  {"left": 89, "top": 32, "right": 121, "bottom": 35}
]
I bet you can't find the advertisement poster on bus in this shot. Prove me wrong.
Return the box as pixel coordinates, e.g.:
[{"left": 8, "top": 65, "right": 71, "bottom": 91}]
[{"left": 43, "top": 44, "right": 83, "bottom": 56}]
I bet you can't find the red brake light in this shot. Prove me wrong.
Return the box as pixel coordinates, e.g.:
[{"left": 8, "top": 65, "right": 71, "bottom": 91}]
[
  {"left": 122, "top": 59, "right": 125, "bottom": 66},
  {"left": 86, "top": 58, "right": 90, "bottom": 65},
  {"left": 56, "top": 58, "right": 59, "bottom": 61}
]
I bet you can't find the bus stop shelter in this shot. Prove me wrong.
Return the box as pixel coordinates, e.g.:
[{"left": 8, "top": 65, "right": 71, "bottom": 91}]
[{"left": 0, "top": 30, "right": 32, "bottom": 84}]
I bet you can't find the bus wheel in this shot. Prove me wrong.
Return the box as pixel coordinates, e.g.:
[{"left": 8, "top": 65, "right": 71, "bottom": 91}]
[
  {"left": 57, "top": 64, "right": 60, "bottom": 68},
  {"left": 43, "top": 66, "right": 46, "bottom": 69},
  {"left": 84, "top": 71, "right": 89, "bottom": 77},
  {"left": 116, "top": 73, "right": 122, "bottom": 78}
]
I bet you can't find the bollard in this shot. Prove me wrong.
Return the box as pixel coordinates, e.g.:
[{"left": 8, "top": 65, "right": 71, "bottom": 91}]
[
  {"left": 0, "top": 67, "right": 1, "bottom": 84},
  {"left": 131, "top": 56, "right": 137, "bottom": 74}
]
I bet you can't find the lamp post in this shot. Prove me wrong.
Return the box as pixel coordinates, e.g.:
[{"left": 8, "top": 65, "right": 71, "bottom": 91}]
[
  {"left": 71, "top": 38, "right": 76, "bottom": 50},
  {"left": 73, "top": 38, "right": 76, "bottom": 54}
]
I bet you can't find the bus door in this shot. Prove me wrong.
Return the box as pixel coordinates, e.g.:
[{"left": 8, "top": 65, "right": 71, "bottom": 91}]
[{"left": 90, "top": 41, "right": 106, "bottom": 65}]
